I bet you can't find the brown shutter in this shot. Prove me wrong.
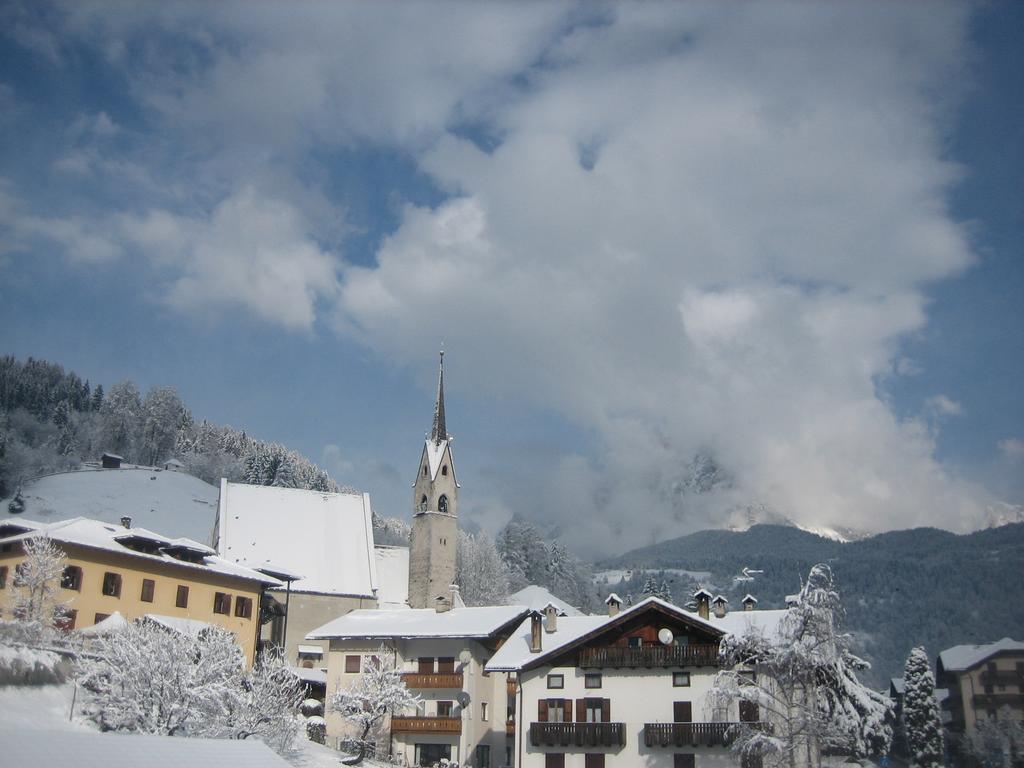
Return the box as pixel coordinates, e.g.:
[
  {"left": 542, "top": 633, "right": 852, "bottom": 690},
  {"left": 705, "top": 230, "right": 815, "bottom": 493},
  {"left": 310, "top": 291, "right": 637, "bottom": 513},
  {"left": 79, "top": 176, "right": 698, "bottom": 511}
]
[
  {"left": 577, "top": 699, "right": 586, "bottom": 722},
  {"left": 673, "top": 701, "right": 692, "bottom": 722},
  {"left": 538, "top": 699, "right": 548, "bottom": 722},
  {"left": 564, "top": 699, "right": 573, "bottom": 722},
  {"left": 601, "top": 698, "right": 611, "bottom": 723}
]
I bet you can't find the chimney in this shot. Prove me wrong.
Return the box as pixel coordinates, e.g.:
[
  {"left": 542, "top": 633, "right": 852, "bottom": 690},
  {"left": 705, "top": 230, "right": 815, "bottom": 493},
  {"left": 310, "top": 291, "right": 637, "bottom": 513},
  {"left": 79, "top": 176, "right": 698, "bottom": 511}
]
[
  {"left": 120, "top": 516, "right": 132, "bottom": 529},
  {"left": 742, "top": 594, "right": 758, "bottom": 612},
  {"left": 693, "top": 589, "right": 711, "bottom": 620},
  {"left": 543, "top": 603, "right": 558, "bottom": 634},
  {"left": 712, "top": 595, "right": 728, "bottom": 618},
  {"left": 605, "top": 593, "right": 622, "bottom": 617},
  {"left": 435, "top": 595, "right": 450, "bottom": 613},
  {"left": 530, "top": 613, "right": 543, "bottom": 653},
  {"left": 450, "top": 583, "right": 463, "bottom": 609}
]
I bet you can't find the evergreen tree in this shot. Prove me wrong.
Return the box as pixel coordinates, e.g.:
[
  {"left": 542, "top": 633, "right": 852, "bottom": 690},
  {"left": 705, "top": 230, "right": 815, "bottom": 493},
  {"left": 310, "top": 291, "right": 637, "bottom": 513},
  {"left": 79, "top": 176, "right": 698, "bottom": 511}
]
[
  {"left": 642, "top": 574, "right": 657, "bottom": 596},
  {"left": 658, "top": 580, "right": 673, "bottom": 604},
  {"left": 100, "top": 380, "right": 142, "bottom": 459},
  {"left": 91, "top": 384, "right": 104, "bottom": 411},
  {"left": 903, "top": 647, "right": 944, "bottom": 768}
]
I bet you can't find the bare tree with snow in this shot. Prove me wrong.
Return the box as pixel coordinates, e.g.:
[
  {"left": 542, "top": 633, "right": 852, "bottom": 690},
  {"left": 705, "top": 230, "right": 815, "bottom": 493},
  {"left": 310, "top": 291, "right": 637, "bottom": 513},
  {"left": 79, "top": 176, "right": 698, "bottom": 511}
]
[
  {"left": 329, "top": 644, "right": 421, "bottom": 765},
  {"left": 712, "top": 564, "right": 892, "bottom": 768},
  {"left": 12, "top": 533, "right": 69, "bottom": 637},
  {"left": 456, "top": 530, "right": 511, "bottom": 606}
]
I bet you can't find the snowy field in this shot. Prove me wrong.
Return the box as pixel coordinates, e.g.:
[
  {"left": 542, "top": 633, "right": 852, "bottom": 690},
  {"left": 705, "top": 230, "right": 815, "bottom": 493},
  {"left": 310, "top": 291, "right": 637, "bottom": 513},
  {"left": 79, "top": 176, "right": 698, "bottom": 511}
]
[
  {"left": 594, "top": 567, "right": 713, "bottom": 584},
  {"left": 1, "top": 467, "right": 219, "bottom": 544}
]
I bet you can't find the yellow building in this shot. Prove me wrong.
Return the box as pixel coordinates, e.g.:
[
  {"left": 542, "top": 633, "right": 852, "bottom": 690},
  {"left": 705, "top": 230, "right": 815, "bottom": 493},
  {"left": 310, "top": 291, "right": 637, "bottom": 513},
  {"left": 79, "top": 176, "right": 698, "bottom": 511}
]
[{"left": 0, "top": 517, "right": 281, "bottom": 664}]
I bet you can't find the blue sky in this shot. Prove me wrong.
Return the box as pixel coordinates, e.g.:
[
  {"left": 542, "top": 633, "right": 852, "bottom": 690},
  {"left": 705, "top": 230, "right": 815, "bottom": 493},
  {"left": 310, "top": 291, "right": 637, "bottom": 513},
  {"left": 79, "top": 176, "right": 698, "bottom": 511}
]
[{"left": 0, "top": 1, "right": 1021, "bottom": 556}]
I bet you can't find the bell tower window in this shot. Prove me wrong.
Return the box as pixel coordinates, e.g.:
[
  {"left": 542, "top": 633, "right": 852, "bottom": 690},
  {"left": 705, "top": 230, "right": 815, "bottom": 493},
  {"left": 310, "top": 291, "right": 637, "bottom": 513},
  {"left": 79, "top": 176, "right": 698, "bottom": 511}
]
[
  {"left": 419, "top": 495, "right": 428, "bottom": 512},
  {"left": 423, "top": 465, "right": 428, "bottom": 477},
  {"left": 441, "top": 465, "right": 448, "bottom": 476},
  {"left": 438, "top": 494, "right": 448, "bottom": 514}
]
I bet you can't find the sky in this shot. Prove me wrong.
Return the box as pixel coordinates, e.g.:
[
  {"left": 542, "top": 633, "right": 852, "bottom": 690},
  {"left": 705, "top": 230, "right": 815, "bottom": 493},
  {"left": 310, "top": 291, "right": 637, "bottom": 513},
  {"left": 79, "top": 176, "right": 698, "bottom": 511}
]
[{"left": 0, "top": 1, "right": 1021, "bottom": 558}]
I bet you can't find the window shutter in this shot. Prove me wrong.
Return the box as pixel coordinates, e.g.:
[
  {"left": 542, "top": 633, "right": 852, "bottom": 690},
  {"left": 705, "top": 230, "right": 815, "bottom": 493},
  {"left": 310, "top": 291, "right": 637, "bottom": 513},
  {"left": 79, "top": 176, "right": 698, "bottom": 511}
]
[
  {"left": 564, "top": 699, "right": 573, "bottom": 722},
  {"left": 576, "top": 699, "right": 585, "bottom": 722},
  {"left": 538, "top": 699, "right": 548, "bottom": 722},
  {"left": 601, "top": 698, "right": 611, "bottom": 723}
]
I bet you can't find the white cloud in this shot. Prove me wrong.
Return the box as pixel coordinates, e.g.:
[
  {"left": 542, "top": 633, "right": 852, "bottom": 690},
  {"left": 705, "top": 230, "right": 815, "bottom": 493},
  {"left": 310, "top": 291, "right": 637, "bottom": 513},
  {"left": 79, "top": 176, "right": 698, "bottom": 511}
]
[
  {"left": 999, "top": 438, "right": 1024, "bottom": 462},
  {"left": 925, "top": 394, "right": 964, "bottom": 417}
]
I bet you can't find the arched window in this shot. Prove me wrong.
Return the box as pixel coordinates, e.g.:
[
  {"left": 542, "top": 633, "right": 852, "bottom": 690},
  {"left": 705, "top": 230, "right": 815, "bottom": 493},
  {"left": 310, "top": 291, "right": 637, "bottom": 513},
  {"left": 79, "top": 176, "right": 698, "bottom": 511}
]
[
  {"left": 419, "top": 495, "right": 428, "bottom": 512},
  {"left": 438, "top": 494, "right": 449, "bottom": 514},
  {"left": 441, "top": 465, "right": 448, "bottom": 476},
  {"left": 423, "top": 465, "right": 428, "bottom": 477}
]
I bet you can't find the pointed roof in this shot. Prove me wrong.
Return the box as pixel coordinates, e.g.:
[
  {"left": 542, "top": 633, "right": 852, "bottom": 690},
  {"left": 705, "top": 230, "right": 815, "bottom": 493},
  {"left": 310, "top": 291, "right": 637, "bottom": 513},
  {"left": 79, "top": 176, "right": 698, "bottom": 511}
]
[{"left": 431, "top": 350, "right": 447, "bottom": 444}]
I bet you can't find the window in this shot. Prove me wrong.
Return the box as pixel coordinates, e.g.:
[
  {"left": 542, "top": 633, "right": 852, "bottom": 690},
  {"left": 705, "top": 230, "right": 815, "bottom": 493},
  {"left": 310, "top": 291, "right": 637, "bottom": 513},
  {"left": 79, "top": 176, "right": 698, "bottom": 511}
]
[
  {"left": 437, "top": 700, "right": 453, "bottom": 718},
  {"left": 438, "top": 657, "right": 455, "bottom": 673},
  {"left": 101, "top": 572, "right": 121, "bottom": 597},
  {"left": 419, "top": 494, "right": 427, "bottom": 512},
  {"left": 415, "top": 744, "right": 450, "bottom": 767},
  {"left": 61, "top": 565, "right": 83, "bottom": 591},
  {"left": 213, "top": 592, "right": 232, "bottom": 614},
  {"left": 740, "top": 701, "right": 760, "bottom": 723},
  {"left": 584, "top": 698, "right": 605, "bottom": 723},
  {"left": 175, "top": 585, "right": 189, "bottom": 608},
  {"left": 481, "top": 702, "right": 488, "bottom": 721},
  {"left": 674, "top": 755, "right": 695, "bottom": 768},
  {"left": 545, "top": 699, "right": 566, "bottom": 722},
  {"left": 417, "top": 657, "right": 434, "bottom": 674},
  {"left": 547, "top": 674, "right": 564, "bottom": 689},
  {"left": 423, "top": 465, "right": 428, "bottom": 477},
  {"left": 345, "top": 655, "right": 361, "bottom": 673},
  {"left": 545, "top": 754, "right": 565, "bottom": 768},
  {"left": 441, "top": 465, "right": 448, "bottom": 476},
  {"left": 140, "top": 578, "right": 155, "bottom": 602},
  {"left": 0, "top": 565, "right": 6, "bottom": 588},
  {"left": 438, "top": 494, "right": 448, "bottom": 513},
  {"left": 235, "top": 596, "right": 253, "bottom": 619},
  {"left": 94, "top": 612, "right": 110, "bottom": 624},
  {"left": 673, "top": 672, "right": 691, "bottom": 687},
  {"left": 56, "top": 609, "right": 77, "bottom": 631},
  {"left": 628, "top": 636, "right": 643, "bottom": 648},
  {"left": 585, "top": 755, "right": 605, "bottom": 768},
  {"left": 585, "top": 673, "right": 602, "bottom": 689},
  {"left": 476, "top": 745, "right": 490, "bottom": 768}
]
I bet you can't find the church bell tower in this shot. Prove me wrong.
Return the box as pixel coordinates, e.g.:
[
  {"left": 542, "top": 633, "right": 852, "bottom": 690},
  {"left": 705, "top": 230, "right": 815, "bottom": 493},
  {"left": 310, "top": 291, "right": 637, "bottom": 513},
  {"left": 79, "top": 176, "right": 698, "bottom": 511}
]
[{"left": 407, "top": 351, "right": 459, "bottom": 610}]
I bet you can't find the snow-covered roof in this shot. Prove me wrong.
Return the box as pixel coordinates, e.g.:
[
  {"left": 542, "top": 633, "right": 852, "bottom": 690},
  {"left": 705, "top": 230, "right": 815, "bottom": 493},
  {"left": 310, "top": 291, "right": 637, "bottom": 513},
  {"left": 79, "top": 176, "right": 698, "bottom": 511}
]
[
  {"left": 1, "top": 728, "right": 293, "bottom": 768},
  {"left": 938, "top": 637, "right": 1024, "bottom": 673},
  {"left": 742, "top": 594, "right": 758, "bottom": 604},
  {"left": 306, "top": 604, "right": 530, "bottom": 641},
  {"left": 77, "top": 611, "right": 129, "bottom": 636},
  {"left": 486, "top": 596, "right": 728, "bottom": 672},
  {"left": 708, "top": 607, "right": 789, "bottom": 640},
  {"left": 141, "top": 614, "right": 215, "bottom": 637},
  {"left": 890, "top": 677, "right": 905, "bottom": 695},
  {"left": 509, "top": 585, "right": 584, "bottom": 617},
  {"left": 298, "top": 644, "right": 324, "bottom": 656},
  {"left": 421, "top": 439, "right": 459, "bottom": 487},
  {"left": 0, "top": 517, "right": 280, "bottom": 586},
  {"left": 291, "top": 666, "right": 327, "bottom": 685},
  {"left": 216, "top": 480, "right": 378, "bottom": 597},
  {"left": 374, "top": 545, "right": 410, "bottom": 608}
]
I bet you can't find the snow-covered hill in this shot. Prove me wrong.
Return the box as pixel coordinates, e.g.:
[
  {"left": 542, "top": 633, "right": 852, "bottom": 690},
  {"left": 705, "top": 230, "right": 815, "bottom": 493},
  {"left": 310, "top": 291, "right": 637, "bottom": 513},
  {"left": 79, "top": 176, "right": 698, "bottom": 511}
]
[{"left": 2, "top": 466, "right": 219, "bottom": 544}]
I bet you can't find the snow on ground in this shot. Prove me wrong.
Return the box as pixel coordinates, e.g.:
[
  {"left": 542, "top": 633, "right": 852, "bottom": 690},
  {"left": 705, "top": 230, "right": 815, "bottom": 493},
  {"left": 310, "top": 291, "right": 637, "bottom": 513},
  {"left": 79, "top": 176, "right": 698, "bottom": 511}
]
[
  {"left": 1, "top": 467, "right": 219, "bottom": 544},
  {"left": 0, "top": 682, "right": 89, "bottom": 731},
  {"left": 594, "top": 567, "right": 713, "bottom": 584}
]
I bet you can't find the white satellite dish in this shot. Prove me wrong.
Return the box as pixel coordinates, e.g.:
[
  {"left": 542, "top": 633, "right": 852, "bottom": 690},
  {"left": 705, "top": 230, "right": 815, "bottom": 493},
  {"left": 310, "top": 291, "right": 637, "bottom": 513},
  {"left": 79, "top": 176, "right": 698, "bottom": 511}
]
[
  {"left": 658, "top": 628, "right": 674, "bottom": 646},
  {"left": 458, "top": 649, "right": 473, "bottom": 666}
]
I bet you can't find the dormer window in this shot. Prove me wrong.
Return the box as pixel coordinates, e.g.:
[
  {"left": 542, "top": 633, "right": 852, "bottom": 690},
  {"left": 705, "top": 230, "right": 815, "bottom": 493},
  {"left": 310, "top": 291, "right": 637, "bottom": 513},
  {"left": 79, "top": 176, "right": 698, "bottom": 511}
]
[
  {"left": 438, "top": 494, "right": 448, "bottom": 514},
  {"left": 441, "top": 465, "right": 448, "bottom": 476}
]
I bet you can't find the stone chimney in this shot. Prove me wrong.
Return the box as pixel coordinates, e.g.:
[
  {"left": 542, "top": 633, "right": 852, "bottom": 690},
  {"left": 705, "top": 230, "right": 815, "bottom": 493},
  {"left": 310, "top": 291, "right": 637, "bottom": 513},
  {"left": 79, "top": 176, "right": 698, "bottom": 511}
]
[
  {"left": 605, "top": 593, "right": 622, "bottom": 617},
  {"left": 693, "top": 588, "right": 712, "bottom": 620},
  {"left": 543, "top": 603, "right": 558, "bottom": 634},
  {"left": 434, "top": 595, "right": 450, "bottom": 613},
  {"left": 530, "top": 612, "right": 543, "bottom": 653},
  {"left": 742, "top": 594, "right": 758, "bottom": 612},
  {"left": 712, "top": 595, "right": 728, "bottom": 618},
  {"left": 120, "top": 516, "right": 132, "bottom": 529}
]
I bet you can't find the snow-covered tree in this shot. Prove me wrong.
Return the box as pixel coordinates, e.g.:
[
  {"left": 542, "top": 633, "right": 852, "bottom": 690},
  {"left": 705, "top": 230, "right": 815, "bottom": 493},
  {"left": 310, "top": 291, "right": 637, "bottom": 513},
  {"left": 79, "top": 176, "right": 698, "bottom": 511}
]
[
  {"left": 903, "top": 647, "right": 944, "bottom": 768},
  {"left": 658, "top": 580, "right": 673, "bottom": 604},
  {"left": 99, "top": 380, "right": 142, "bottom": 459},
  {"left": 330, "top": 645, "right": 421, "bottom": 764},
  {"left": 221, "top": 649, "right": 304, "bottom": 754},
  {"left": 497, "top": 517, "right": 549, "bottom": 589},
  {"left": 642, "top": 574, "right": 657, "bottom": 596},
  {"left": 963, "top": 706, "right": 1024, "bottom": 768},
  {"left": 139, "top": 386, "right": 186, "bottom": 465},
  {"left": 712, "top": 564, "right": 892, "bottom": 768},
  {"left": 12, "top": 534, "right": 69, "bottom": 636},
  {"left": 456, "top": 530, "right": 511, "bottom": 606}
]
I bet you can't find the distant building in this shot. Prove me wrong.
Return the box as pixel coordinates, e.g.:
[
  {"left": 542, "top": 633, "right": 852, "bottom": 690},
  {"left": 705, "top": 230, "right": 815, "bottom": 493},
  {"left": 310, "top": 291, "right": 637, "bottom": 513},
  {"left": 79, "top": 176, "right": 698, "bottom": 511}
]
[
  {"left": 100, "top": 452, "right": 123, "bottom": 469},
  {"left": 163, "top": 458, "right": 186, "bottom": 472},
  {"left": 509, "top": 585, "right": 584, "bottom": 617},
  {"left": 0, "top": 516, "right": 279, "bottom": 664},
  {"left": 936, "top": 637, "right": 1024, "bottom": 738}
]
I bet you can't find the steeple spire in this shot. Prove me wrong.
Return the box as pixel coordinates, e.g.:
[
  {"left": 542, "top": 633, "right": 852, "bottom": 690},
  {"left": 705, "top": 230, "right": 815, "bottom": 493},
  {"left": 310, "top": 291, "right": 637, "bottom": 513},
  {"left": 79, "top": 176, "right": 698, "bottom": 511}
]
[{"left": 430, "top": 350, "right": 447, "bottom": 444}]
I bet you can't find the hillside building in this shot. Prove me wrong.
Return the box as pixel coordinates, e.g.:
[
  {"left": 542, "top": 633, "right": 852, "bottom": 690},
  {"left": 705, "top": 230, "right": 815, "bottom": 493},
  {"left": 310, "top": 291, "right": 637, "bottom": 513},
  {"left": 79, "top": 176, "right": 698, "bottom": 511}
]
[
  {"left": 936, "top": 637, "right": 1024, "bottom": 742},
  {"left": 0, "top": 516, "right": 279, "bottom": 664}
]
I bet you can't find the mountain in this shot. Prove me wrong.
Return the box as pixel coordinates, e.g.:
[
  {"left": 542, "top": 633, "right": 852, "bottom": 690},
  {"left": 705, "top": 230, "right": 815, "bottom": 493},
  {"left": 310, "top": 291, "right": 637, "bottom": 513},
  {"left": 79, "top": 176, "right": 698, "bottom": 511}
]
[{"left": 599, "top": 523, "right": 1024, "bottom": 688}]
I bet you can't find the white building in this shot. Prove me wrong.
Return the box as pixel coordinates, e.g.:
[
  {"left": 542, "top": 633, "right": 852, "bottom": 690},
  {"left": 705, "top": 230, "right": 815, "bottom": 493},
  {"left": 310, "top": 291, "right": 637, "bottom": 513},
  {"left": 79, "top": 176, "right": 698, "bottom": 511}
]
[
  {"left": 486, "top": 594, "right": 786, "bottom": 768},
  {"left": 308, "top": 593, "right": 531, "bottom": 767}
]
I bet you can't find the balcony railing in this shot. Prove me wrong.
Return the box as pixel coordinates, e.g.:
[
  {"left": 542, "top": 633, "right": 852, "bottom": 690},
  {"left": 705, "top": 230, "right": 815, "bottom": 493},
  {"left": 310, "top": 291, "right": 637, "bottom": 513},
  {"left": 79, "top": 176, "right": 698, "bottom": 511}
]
[
  {"left": 580, "top": 644, "right": 721, "bottom": 668},
  {"left": 979, "top": 671, "right": 1023, "bottom": 687},
  {"left": 391, "top": 716, "right": 462, "bottom": 734},
  {"left": 400, "top": 672, "right": 464, "bottom": 689},
  {"left": 529, "top": 722, "right": 625, "bottom": 748},
  {"left": 972, "top": 693, "right": 1024, "bottom": 708},
  {"left": 644, "top": 722, "right": 761, "bottom": 748}
]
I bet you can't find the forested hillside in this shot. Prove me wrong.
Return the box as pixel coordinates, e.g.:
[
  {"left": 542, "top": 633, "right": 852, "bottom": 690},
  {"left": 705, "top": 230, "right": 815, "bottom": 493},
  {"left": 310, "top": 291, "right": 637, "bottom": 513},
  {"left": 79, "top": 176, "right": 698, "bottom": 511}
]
[
  {"left": 0, "top": 355, "right": 344, "bottom": 499},
  {"left": 601, "top": 523, "right": 1024, "bottom": 687}
]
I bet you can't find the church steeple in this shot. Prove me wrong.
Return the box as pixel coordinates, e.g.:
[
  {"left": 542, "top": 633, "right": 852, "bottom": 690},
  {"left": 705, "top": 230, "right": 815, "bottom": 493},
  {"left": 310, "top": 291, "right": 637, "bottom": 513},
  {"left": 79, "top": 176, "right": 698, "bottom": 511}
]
[{"left": 431, "top": 350, "right": 447, "bottom": 444}]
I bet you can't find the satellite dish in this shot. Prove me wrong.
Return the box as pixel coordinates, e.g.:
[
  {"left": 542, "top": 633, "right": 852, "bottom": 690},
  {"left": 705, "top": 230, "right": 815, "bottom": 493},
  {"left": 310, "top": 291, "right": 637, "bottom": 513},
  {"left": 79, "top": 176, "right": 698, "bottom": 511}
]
[
  {"left": 456, "top": 691, "right": 471, "bottom": 708},
  {"left": 458, "top": 649, "right": 473, "bottom": 666},
  {"left": 658, "top": 628, "right": 674, "bottom": 646}
]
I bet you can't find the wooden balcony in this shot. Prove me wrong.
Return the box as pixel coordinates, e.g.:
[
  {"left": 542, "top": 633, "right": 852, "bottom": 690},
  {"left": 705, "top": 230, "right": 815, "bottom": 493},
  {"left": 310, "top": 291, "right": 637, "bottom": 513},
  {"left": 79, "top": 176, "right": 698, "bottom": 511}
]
[
  {"left": 391, "top": 716, "right": 462, "bottom": 734},
  {"left": 980, "top": 671, "right": 1023, "bottom": 687},
  {"left": 972, "top": 693, "right": 1024, "bottom": 708},
  {"left": 643, "top": 722, "right": 767, "bottom": 748},
  {"left": 400, "top": 672, "right": 464, "bottom": 689},
  {"left": 529, "top": 722, "right": 625, "bottom": 748},
  {"left": 580, "top": 644, "right": 721, "bottom": 669}
]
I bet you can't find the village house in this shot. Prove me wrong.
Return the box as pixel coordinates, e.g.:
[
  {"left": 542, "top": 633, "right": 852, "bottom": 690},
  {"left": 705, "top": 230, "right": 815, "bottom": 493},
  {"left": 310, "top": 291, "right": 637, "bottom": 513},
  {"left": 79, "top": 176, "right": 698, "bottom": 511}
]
[{"left": 0, "top": 516, "right": 280, "bottom": 664}]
